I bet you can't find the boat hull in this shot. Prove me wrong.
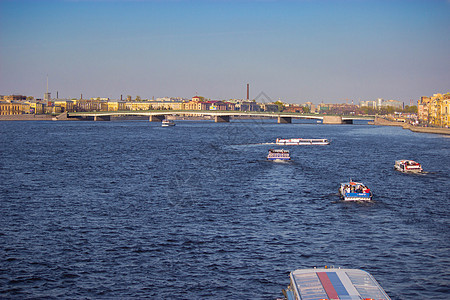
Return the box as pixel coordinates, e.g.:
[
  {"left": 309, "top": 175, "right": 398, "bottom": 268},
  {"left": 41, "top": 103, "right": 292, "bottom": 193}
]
[
  {"left": 394, "top": 164, "right": 422, "bottom": 173},
  {"left": 341, "top": 192, "right": 372, "bottom": 201},
  {"left": 267, "top": 158, "right": 290, "bottom": 161}
]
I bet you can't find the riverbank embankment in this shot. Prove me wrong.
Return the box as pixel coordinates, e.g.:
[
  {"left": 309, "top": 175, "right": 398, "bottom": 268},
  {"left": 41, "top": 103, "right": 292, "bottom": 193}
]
[
  {"left": 373, "top": 117, "right": 450, "bottom": 135},
  {"left": 0, "top": 114, "right": 54, "bottom": 121},
  {"left": 2, "top": 114, "right": 449, "bottom": 135}
]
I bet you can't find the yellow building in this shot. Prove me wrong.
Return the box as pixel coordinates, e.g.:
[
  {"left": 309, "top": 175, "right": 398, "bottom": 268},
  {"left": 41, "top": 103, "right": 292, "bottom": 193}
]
[
  {"left": 418, "top": 93, "right": 450, "bottom": 127},
  {"left": 184, "top": 101, "right": 199, "bottom": 110},
  {"left": 167, "top": 102, "right": 184, "bottom": 110},
  {"left": 126, "top": 102, "right": 152, "bottom": 110},
  {"left": 418, "top": 96, "right": 431, "bottom": 123},
  {"left": 54, "top": 100, "right": 74, "bottom": 112},
  {"left": 22, "top": 103, "right": 30, "bottom": 114},
  {"left": 47, "top": 106, "right": 62, "bottom": 114},
  {"left": 148, "top": 102, "right": 184, "bottom": 110},
  {"left": 442, "top": 94, "right": 450, "bottom": 127},
  {"left": 75, "top": 99, "right": 103, "bottom": 112},
  {"left": 184, "top": 101, "right": 211, "bottom": 110},
  {"left": 429, "top": 95, "right": 442, "bottom": 127},
  {"left": 0, "top": 101, "right": 25, "bottom": 115},
  {"left": 106, "top": 101, "right": 126, "bottom": 111},
  {"left": 26, "top": 102, "right": 46, "bottom": 114}
]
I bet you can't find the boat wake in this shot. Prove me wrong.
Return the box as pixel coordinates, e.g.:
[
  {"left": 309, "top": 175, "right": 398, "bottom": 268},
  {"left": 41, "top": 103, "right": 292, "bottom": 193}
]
[
  {"left": 233, "top": 142, "right": 276, "bottom": 146},
  {"left": 264, "top": 159, "right": 294, "bottom": 164},
  {"left": 398, "top": 170, "right": 430, "bottom": 176},
  {"left": 228, "top": 142, "right": 276, "bottom": 149}
]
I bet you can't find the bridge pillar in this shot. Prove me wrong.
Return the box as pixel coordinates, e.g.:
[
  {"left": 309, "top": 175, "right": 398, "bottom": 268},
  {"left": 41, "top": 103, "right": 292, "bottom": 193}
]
[
  {"left": 322, "top": 116, "right": 343, "bottom": 124},
  {"left": 278, "top": 116, "right": 292, "bottom": 124},
  {"left": 94, "top": 115, "right": 111, "bottom": 121},
  {"left": 215, "top": 115, "right": 230, "bottom": 122},
  {"left": 149, "top": 115, "right": 166, "bottom": 122}
]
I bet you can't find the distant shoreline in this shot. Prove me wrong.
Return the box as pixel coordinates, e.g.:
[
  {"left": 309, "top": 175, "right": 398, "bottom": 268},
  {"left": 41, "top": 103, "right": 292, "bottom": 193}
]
[
  {"left": 2, "top": 114, "right": 449, "bottom": 135},
  {"left": 0, "top": 114, "right": 266, "bottom": 122},
  {"left": 373, "top": 117, "right": 450, "bottom": 135}
]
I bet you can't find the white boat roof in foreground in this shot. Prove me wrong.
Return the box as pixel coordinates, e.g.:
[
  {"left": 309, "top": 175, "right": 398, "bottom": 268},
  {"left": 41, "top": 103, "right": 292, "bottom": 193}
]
[
  {"left": 395, "top": 159, "right": 418, "bottom": 163},
  {"left": 289, "top": 268, "right": 390, "bottom": 300}
]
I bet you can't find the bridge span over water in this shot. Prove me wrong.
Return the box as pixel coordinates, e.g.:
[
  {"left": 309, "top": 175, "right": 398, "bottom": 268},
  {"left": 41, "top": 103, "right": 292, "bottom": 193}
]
[{"left": 65, "top": 111, "right": 374, "bottom": 124}]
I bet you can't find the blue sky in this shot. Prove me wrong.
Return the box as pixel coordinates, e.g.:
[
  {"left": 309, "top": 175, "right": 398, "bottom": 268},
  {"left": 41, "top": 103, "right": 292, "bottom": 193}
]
[{"left": 1, "top": 0, "right": 449, "bottom": 104}]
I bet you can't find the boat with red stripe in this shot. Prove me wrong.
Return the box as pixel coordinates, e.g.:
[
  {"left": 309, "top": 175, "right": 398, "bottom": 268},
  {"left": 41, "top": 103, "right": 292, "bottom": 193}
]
[
  {"left": 394, "top": 160, "right": 423, "bottom": 173},
  {"left": 339, "top": 181, "right": 372, "bottom": 202}
]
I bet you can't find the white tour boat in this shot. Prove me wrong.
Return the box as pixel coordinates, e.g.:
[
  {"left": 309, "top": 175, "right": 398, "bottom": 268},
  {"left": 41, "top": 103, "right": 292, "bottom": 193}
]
[
  {"left": 162, "top": 119, "right": 175, "bottom": 127},
  {"left": 339, "top": 181, "right": 372, "bottom": 201},
  {"left": 282, "top": 267, "right": 391, "bottom": 300},
  {"left": 267, "top": 149, "right": 290, "bottom": 161},
  {"left": 394, "top": 160, "right": 423, "bottom": 173},
  {"left": 276, "top": 138, "right": 330, "bottom": 145}
]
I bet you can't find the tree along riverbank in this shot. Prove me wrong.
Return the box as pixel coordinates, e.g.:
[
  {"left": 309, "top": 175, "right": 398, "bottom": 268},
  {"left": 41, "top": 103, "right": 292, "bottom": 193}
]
[{"left": 373, "top": 117, "right": 450, "bottom": 135}]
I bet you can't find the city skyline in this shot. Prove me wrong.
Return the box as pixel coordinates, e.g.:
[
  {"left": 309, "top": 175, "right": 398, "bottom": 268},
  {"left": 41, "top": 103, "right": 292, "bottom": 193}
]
[{"left": 1, "top": 0, "right": 449, "bottom": 104}]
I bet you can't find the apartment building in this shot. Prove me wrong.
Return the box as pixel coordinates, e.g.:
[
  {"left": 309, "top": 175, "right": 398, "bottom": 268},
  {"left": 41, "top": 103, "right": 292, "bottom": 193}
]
[
  {"left": 417, "top": 93, "right": 450, "bottom": 127},
  {"left": 54, "top": 100, "right": 74, "bottom": 112},
  {"left": 0, "top": 102, "right": 26, "bottom": 115}
]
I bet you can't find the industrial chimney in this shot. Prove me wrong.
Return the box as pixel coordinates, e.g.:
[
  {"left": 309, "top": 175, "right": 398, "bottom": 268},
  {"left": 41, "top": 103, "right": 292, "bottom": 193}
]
[{"left": 247, "top": 83, "right": 249, "bottom": 100}]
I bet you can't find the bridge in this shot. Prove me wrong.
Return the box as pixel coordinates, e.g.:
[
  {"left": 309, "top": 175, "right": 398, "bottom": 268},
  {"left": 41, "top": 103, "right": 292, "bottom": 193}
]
[{"left": 64, "top": 110, "right": 374, "bottom": 124}]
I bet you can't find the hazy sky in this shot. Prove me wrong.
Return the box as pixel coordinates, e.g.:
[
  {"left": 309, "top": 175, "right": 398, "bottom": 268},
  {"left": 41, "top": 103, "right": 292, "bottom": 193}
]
[{"left": 1, "top": 0, "right": 449, "bottom": 104}]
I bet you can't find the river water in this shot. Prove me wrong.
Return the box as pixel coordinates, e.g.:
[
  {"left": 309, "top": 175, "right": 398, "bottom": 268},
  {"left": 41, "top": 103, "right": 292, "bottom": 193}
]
[{"left": 0, "top": 120, "right": 449, "bottom": 299}]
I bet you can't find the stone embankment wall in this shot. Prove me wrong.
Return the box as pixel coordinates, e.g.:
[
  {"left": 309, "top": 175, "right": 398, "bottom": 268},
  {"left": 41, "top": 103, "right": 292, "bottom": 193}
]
[
  {"left": 0, "top": 114, "right": 53, "bottom": 121},
  {"left": 374, "top": 117, "right": 450, "bottom": 135}
]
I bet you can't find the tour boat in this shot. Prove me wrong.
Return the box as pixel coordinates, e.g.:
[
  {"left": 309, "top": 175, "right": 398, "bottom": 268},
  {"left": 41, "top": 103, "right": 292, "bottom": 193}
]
[
  {"left": 394, "top": 160, "right": 423, "bottom": 173},
  {"left": 267, "top": 149, "right": 290, "bottom": 161},
  {"left": 162, "top": 119, "right": 175, "bottom": 127},
  {"left": 339, "top": 181, "right": 372, "bottom": 201},
  {"left": 276, "top": 138, "right": 330, "bottom": 145},
  {"left": 282, "top": 267, "right": 391, "bottom": 300}
]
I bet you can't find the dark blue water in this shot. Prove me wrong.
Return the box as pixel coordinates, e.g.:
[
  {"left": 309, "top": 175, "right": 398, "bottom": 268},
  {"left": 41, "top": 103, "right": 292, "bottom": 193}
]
[{"left": 1, "top": 120, "right": 449, "bottom": 299}]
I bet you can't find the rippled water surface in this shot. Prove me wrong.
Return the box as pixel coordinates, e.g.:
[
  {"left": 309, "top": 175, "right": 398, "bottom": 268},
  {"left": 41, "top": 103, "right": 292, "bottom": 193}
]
[{"left": 1, "top": 120, "right": 449, "bottom": 299}]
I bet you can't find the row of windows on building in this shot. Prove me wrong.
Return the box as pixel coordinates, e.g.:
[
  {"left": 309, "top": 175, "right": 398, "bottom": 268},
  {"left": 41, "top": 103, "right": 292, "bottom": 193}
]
[
  {"left": 417, "top": 93, "right": 450, "bottom": 127},
  {"left": 0, "top": 99, "right": 280, "bottom": 115}
]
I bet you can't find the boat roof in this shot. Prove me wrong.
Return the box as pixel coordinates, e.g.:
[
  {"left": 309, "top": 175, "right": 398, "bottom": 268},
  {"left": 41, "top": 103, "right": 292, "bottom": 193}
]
[
  {"left": 290, "top": 268, "right": 390, "bottom": 300},
  {"left": 269, "top": 149, "right": 289, "bottom": 152},
  {"left": 395, "top": 159, "right": 418, "bottom": 163},
  {"left": 340, "top": 181, "right": 365, "bottom": 186}
]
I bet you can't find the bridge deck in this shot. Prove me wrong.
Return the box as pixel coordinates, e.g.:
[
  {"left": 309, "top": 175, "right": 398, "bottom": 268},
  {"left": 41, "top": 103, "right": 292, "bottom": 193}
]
[{"left": 68, "top": 110, "right": 375, "bottom": 122}]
